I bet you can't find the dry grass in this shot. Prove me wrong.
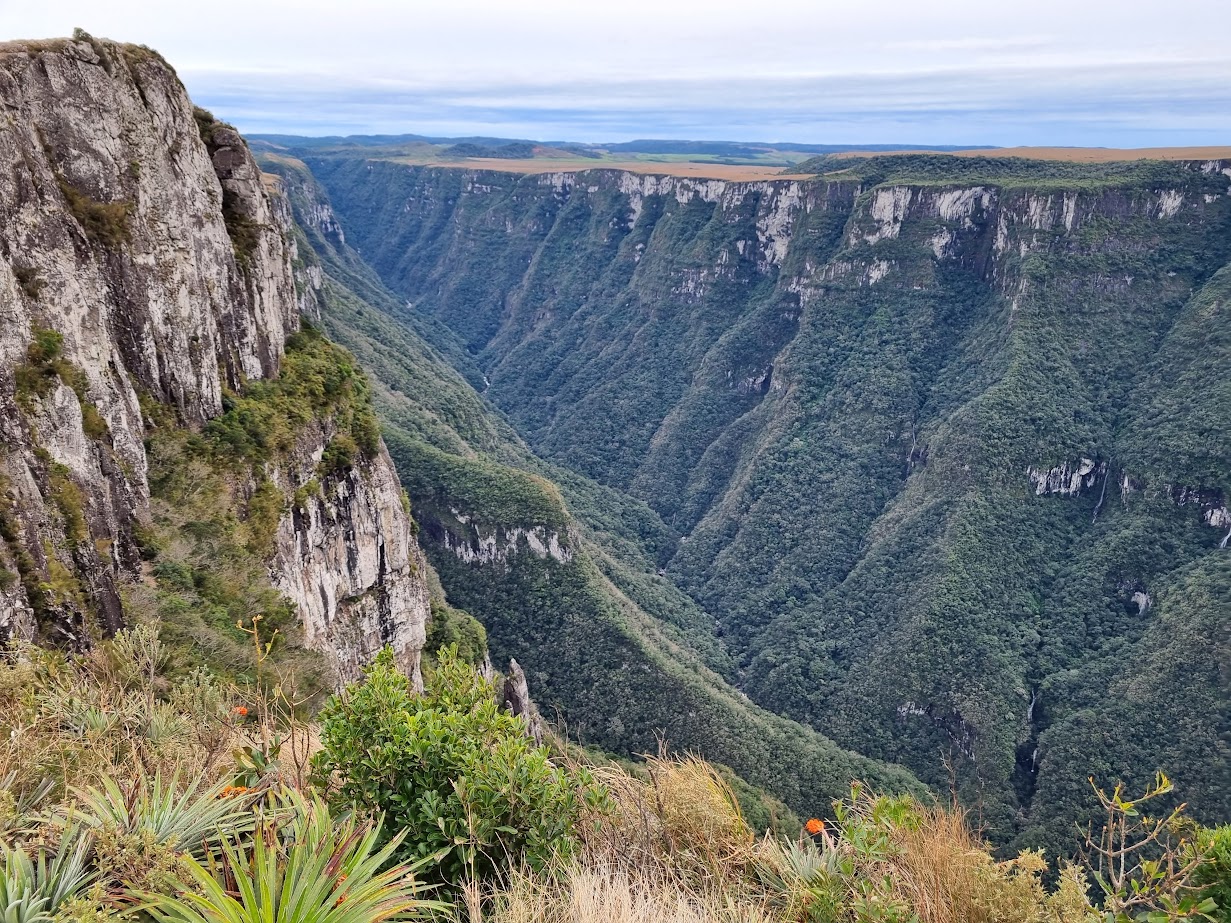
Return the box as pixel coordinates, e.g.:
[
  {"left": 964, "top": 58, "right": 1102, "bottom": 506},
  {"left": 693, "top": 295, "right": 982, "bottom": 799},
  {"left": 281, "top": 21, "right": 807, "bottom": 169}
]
[
  {"left": 890, "top": 801, "right": 1093, "bottom": 923},
  {"left": 891, "top": 804, "right": 1016, "bottom": 923},
  {"left": 577, "top": 754, "right": 757, "bottom": 893},
  {"left": 504, "top": 767, "right": 1100, "bottom": 923},
  {"left": 831, "top": 145, "right": 1231, "bottom": 163},
  {"left": 467, "top": 865, "right": 775, "bottom": 923},
  {"left": 0, "top": 625, "right": 311, "bottom": 800}
]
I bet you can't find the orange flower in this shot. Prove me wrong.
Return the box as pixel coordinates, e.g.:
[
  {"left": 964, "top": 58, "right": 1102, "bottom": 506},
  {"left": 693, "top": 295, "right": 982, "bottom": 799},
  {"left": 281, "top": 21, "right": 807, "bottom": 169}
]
[
  {"left": 219, "top": 785, "right": 251, "bottom": 798},
  {"left": 233, "top": 706, "right": 249, "bottom": 717},
  {"left": 805, "top": 818, "right": 825, "bottom": 835}
]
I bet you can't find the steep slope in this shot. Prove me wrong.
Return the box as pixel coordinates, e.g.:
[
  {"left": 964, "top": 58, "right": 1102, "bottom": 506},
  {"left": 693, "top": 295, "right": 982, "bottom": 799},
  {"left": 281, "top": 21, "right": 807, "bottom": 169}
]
[
  {"left": 0, "top": 36, "right": 428, "bottom": 684},
  {"left": 306, "top": 152, "right": 1231, "bottom": 846},
  {"left": 259, "top": 152, "right": 924, "bottom": 816}
]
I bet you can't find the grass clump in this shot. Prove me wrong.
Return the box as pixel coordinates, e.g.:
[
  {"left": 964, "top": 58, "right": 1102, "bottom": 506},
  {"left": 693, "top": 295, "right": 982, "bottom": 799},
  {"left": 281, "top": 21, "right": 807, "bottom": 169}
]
[
  {"left": 56, "top": 175, "right": 131, "bottom": 249},
  {"left": 14, "top": 326, "right": 109, "bottom": 439},
  {"left": 13, "top": 267, "right": 45, "bottom": 300},
  {"left": 49, "top": 465, "right": 88, "bottom": 545}
]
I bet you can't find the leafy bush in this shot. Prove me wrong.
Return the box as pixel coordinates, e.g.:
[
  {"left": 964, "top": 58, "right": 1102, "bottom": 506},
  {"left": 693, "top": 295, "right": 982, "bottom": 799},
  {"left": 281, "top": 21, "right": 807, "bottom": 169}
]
[
  {"left": 1193, "top": 825, "right": 1231, "bottom": 923},
  {"left": 314, "top": 647, "right": 595, "bottom": 888}
]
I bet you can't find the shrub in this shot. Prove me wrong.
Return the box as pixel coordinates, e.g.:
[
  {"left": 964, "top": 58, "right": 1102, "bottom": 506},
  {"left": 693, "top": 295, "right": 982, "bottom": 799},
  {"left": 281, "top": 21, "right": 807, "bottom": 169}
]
[
  {"left": 1085, "top": 774, "right": 1215, "bottom": 921},
  {"left": 318, "top": 434, "right": 357, "bottom": 476},
  {"left": 1193, "top": 825, "right": 1231, "bottom": 923},
  {"left": 314, "top": 647, "right": 595, "bottom": 889}
]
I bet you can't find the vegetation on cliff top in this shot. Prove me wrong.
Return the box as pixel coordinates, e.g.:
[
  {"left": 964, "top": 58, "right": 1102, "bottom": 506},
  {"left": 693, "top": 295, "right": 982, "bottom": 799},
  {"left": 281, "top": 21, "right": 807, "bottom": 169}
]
[{"left": 0, "top": 629, "right": 1226, "bottom": 922}]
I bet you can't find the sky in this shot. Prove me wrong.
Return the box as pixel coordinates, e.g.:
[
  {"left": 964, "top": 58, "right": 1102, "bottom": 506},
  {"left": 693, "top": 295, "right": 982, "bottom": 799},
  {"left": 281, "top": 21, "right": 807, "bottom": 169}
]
[{"left": 4, "top": 0, "right": 1230, "bottom": 146}]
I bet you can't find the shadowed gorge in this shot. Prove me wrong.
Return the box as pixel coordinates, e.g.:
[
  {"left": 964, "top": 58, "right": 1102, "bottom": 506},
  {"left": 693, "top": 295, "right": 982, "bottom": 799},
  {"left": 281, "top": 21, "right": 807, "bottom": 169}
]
[{"left": 289, "top": 151, "right": 1231, "bottom": 850}]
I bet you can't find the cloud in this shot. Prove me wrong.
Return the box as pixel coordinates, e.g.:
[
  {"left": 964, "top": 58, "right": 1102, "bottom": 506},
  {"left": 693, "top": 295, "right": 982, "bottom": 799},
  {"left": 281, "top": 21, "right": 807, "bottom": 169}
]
[
  {"left": 7, "top": 0, "right": 1231, "bottom": 144},
  {"left": 186, "top": 58, "right": 1231, "bottom": 145}
]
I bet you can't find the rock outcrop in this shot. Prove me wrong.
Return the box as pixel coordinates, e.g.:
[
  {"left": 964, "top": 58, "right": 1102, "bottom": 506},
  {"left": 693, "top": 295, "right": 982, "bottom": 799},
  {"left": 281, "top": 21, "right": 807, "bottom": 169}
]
[{"left": 0, "top": 36, "right": 428, "bottom": 681}]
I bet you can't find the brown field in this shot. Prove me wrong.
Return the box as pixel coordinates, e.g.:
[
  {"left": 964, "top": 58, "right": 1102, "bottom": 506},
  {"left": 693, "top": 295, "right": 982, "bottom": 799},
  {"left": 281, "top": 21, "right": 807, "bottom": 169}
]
[
  {"left": 832, "top": 145, "right": 1231, "bottom": 163},
  {"left": 413, "top": 158, "right": 813, "bottom": 181},
  {"left": 387, "top": 146, "right": 1231, "bottom": 182}
]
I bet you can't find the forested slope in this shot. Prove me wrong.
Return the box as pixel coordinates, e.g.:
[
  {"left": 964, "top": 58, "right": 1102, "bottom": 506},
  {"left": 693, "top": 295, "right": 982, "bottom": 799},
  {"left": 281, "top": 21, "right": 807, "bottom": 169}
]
[
  {"left": 259, "top": 153, "right": 924, "bottom": 819},
  {"left": 295, "top": 151, "right": 1231, "bottom": 849}
]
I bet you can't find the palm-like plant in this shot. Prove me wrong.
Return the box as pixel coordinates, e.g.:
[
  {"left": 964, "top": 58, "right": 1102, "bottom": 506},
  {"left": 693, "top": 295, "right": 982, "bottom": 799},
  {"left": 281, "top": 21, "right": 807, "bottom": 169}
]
[
  {"left": 0, "top": 773, "right": 55, "bottom": 841},
  {"left": 140, "top": 795, "right": 444, "bottom": 923},
  {"left": 71, "top": 773, "right": 254, "bottom": 857},
  {"left": 0, "top": 835, "right": 95, "bottom": 923}
]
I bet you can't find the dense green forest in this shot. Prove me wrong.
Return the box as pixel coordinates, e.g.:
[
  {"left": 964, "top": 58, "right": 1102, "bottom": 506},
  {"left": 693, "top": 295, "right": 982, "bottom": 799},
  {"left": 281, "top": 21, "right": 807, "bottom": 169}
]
[
  {"left": 267, "top": 148, "right": 1231, "bottom": 854},
  {"left": 260, "top": 154, "right": 923, "bottom": 821}
]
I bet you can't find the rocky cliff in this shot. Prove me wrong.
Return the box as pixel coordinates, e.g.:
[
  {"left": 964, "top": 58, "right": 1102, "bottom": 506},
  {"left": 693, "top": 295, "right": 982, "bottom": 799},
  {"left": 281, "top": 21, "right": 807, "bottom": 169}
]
[{"left": 0, "top": 36, "right": 428, "bottom": 684}]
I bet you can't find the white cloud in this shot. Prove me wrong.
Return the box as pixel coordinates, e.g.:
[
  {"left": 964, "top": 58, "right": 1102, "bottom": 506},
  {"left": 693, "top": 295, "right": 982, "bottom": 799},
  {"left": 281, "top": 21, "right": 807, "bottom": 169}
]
[{"left": 3, "top": 0, "right": 1229, "bottom": 143}]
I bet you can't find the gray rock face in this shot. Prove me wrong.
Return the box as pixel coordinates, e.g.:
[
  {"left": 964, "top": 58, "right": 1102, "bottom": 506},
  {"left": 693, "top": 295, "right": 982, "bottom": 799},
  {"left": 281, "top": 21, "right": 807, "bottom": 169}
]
[
  {"left": 0, "top": 37, "right": 428, "bottom": 680},
  {"left": 269, "top": 420, "right": 430, "bottom": 687},
  {"left": 502, "top": 657, "right": 544, "bottom": 745}
]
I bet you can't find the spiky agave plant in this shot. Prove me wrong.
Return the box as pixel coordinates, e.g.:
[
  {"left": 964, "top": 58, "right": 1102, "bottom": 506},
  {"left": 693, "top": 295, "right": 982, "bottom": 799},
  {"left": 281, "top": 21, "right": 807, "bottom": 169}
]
[
  {"left": 0, "top": 834, "right": 95, "bottom": 923},
  {"left": 140, "top": 794, "right": 445, "bottom": 923},
  {"left": 70, "top": 772, "right": 255, "bottom": 857}
]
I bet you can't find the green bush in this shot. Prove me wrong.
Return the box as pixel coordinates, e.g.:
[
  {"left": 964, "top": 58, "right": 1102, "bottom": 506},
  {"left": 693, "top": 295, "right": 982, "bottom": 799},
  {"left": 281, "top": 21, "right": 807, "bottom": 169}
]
[
  {"left": 205, "top": 323, "right": 378, "bottom": 471},
  {"left": 314, "top": 647, "right": 594, "bottom": 889},
  {"left": 318, "top": 434, "right": 357, "bottom": 476},
  {"left": 1194, "top": 825, "right": 1231, "bottom": 923}
]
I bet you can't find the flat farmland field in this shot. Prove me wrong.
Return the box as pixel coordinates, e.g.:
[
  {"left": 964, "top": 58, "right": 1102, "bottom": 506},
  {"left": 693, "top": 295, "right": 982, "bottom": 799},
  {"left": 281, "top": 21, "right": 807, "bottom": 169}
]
[
  {"left": 411, "top": 158, "right": 813, "bottom": 180},
  {"left": 833, "top": 145, "right": 1231, "bottom": 162}
]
